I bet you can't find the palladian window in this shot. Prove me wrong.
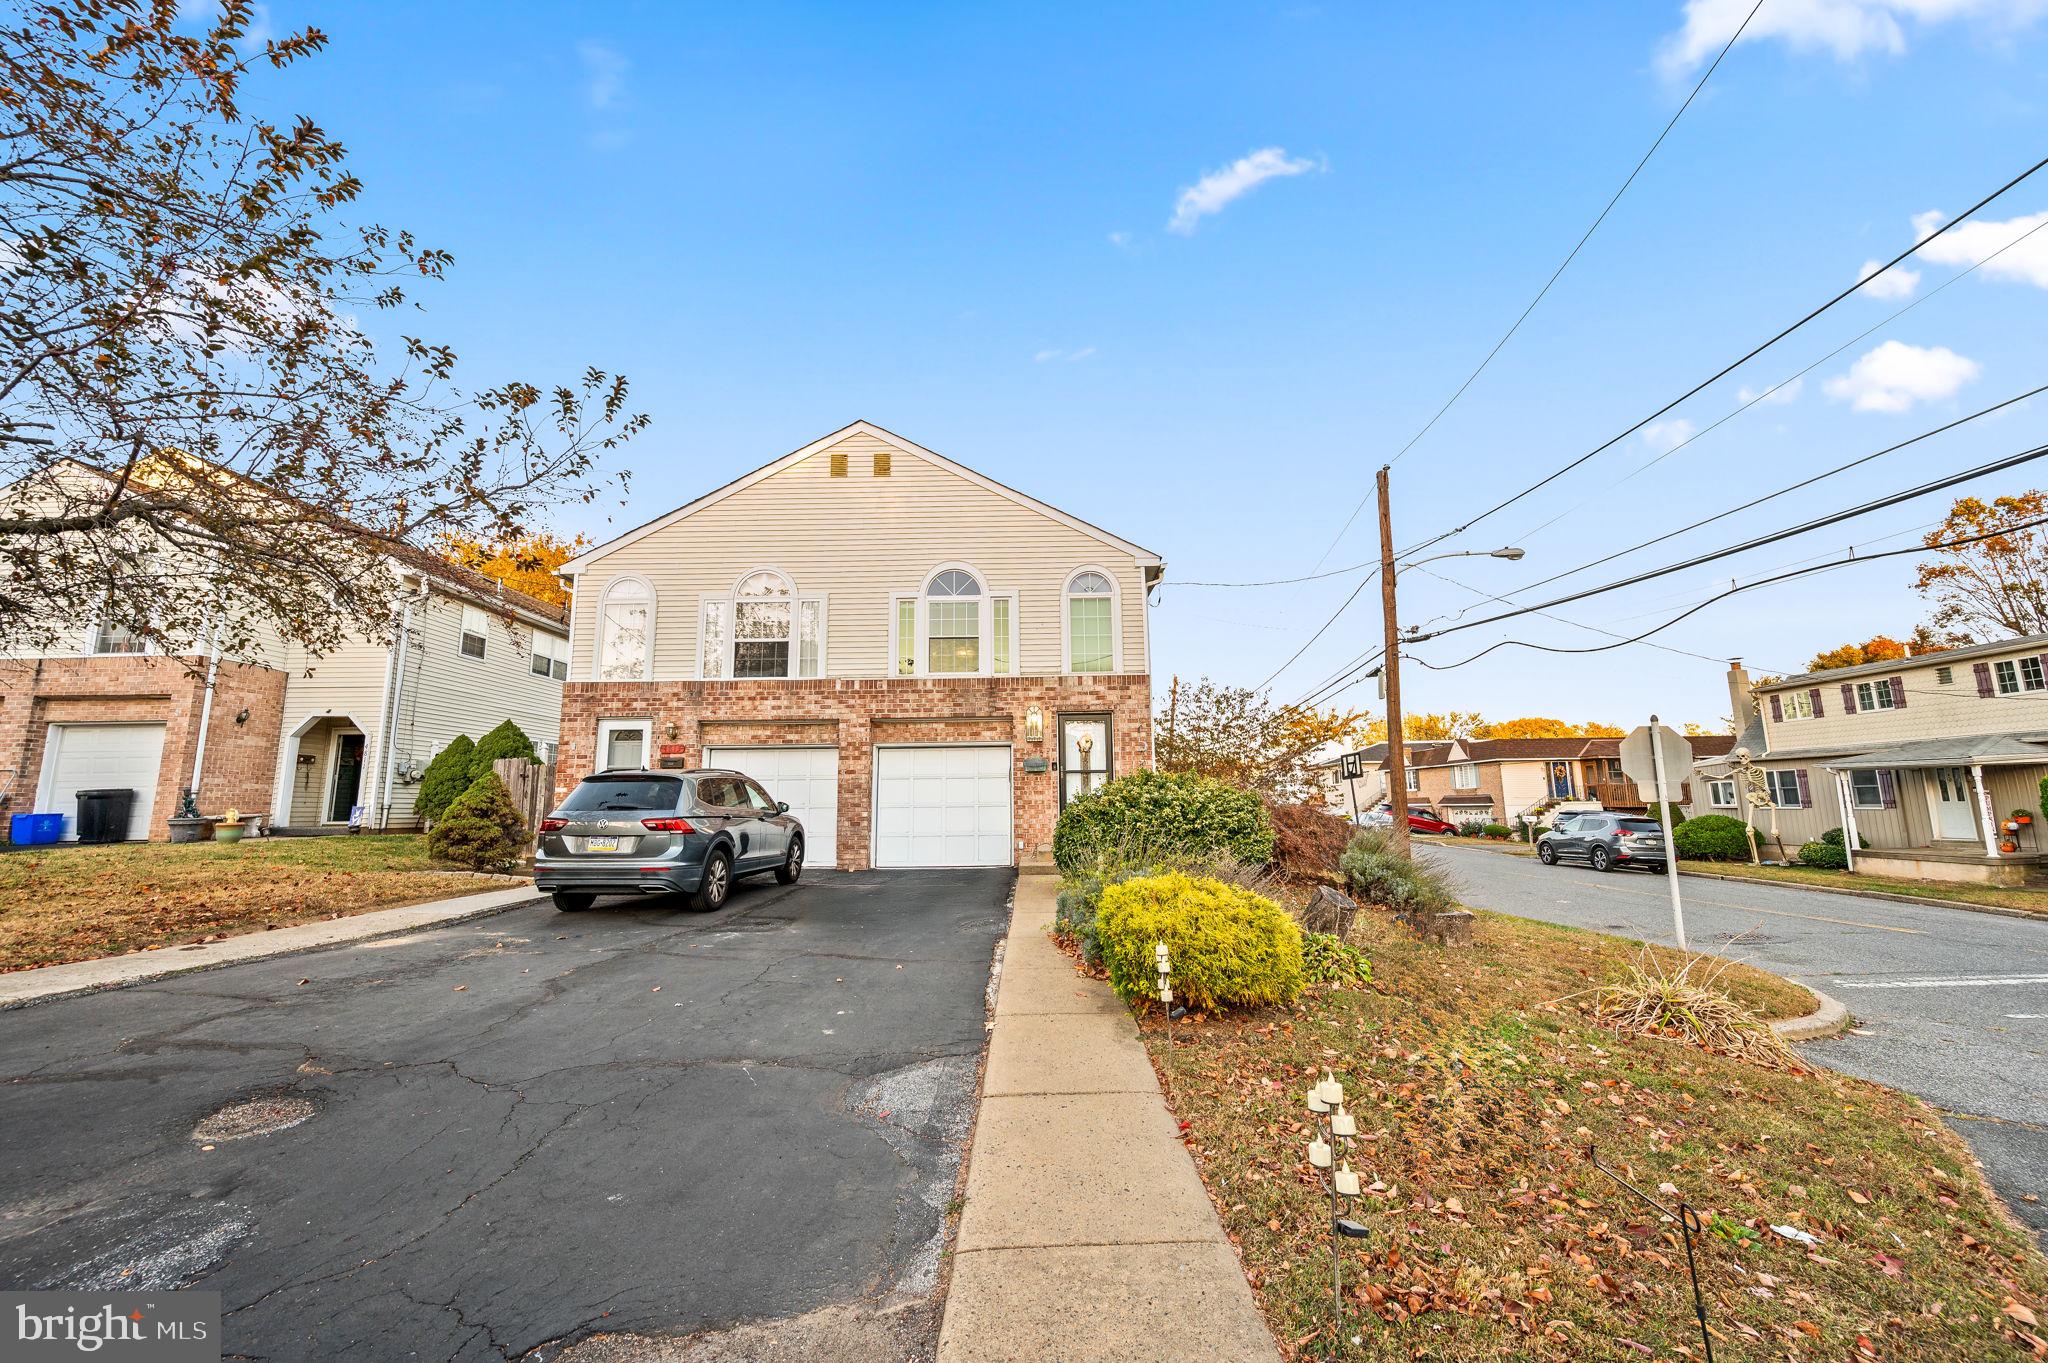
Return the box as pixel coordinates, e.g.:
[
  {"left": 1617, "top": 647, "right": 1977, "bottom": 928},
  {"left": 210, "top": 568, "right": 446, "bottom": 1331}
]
[{"left": 598, "top": 577, "right": 652, "bottom": 681}]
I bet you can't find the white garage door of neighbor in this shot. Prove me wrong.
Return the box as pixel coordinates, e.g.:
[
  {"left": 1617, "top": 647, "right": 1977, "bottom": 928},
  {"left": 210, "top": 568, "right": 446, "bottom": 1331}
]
[
  {"left": 874, "top": 745, "right": 1013, "bottom": 868},
  {"left": 704, "top": 745, "right": 840, "bottom": 868},
  {"left": 37, "top": 723, "right": 167, "bottom": 841}
]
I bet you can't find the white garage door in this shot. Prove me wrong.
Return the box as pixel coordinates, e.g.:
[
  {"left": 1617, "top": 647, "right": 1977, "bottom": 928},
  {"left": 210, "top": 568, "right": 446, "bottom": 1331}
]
[
  {"left": 873, "top": 745, "right": 1012, "bottom": 868},
  {"left": 704, "top": 745, "right": 840, "bottom": 868},
  {"left": 37, "top": 723, "right": 166, "bottom": 841}
]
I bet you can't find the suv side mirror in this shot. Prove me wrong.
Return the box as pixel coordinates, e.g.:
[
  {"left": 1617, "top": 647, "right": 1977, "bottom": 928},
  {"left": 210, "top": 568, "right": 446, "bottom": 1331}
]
[{"left": 776, "top": 801, "right": 790, "bottom": 814}]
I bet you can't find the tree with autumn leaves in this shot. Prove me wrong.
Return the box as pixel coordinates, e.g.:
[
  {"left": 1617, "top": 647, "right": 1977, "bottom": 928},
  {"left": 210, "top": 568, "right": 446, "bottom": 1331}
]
[
  {"left": 438, "top": 531, "right": 587, "bottom": 610},
  {"left": 0, "top": 2, "right": 644, "bottom": 661}
]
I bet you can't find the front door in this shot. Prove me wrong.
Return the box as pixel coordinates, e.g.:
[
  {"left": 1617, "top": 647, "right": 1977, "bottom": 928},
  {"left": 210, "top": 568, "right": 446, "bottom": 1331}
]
[
  {"left": 1060, "top": 715, "right": 1112, "bottom": 808},
  {"left": 328, "top": 733, "right": 365, "bottom": 823},
  {"left": 1548, "top": 762, "right": 1573, "bottom": 799},
  {"left": 1930, "top": 766, "right": 1977, "bottom": 840}
]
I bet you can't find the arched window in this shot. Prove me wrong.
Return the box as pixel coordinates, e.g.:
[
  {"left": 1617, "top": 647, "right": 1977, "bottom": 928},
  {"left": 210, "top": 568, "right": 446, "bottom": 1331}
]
[
  {"left": 924, "top": 568, "right": 984, "bottom": 674},
  {"left": 598, "top": 576, "right": 652, "bottom": 681},
  {"left": 1064, "top": 568, "right": 1118, "bottom": 673},
  {"left": 700, "top": 569, "right": 824, "bottom": 679}
]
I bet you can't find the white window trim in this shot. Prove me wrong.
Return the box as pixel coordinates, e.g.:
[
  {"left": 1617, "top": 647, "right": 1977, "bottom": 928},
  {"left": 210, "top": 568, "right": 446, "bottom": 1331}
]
[
  {"left": 696, "top": 568, "right": 826, "bottom": 681},
  {"left": 1781, "top": 690, "right": 1816, "bottom": 721},
  {"left": 1766, "top": 770, "right": 1803, "bottom": 807},
  {"left": 458, "top": 605, "right": 490, "bottom": 663},
  {"left": 1708, "top": 779, "right": 1737, "bottom": 809},
  {"left": 529, "top": 630, "right": 569, "bottom": 681},
  {"left": 1060, "top": 565, "right": 1123, "bottom": 674},
  {"left": 897, "top": 562, "right": 1016, "bottom": 678},
  {"left": 1855, "top": 680, "right": 1895, "bottom": 711},
  {"left": 595, "top": 573, "right": 657, "bottom": 682},
  {"left": 1451, "top": 762, "right": 1479, "bottom": 789},
  {"left": 86, "top": 619, "right": 156, "bottom": 656},
  {"left": 595, "top": 718, "right": 653, "bottom": 771},
  {"left": 1848, "top": 769, "right": 1886, "bottom": 809}
]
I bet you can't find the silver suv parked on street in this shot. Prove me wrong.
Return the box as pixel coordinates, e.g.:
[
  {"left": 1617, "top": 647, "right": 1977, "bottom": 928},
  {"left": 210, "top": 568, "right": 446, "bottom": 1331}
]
[
  {"left": 534, "top": 769, "right": 805, "bottom": 912},
  {"left": 1536, "top": 812, "right": 1668, "bottom": 874}
]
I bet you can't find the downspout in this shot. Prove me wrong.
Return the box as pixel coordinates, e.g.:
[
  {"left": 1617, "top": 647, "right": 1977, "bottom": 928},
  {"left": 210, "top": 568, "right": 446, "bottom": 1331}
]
[
  {"left": 364, "top": 599, "right": 403, "bottom": 831},
  {"left": 187, "top": 614, "right": 225, "bottom": 801},
  {"left": 378, "top": 581, "right": 430, "bottom": 829}
]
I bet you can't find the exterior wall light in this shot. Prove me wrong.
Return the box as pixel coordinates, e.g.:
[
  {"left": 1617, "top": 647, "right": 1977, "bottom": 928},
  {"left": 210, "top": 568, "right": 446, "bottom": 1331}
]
[{"left": 1025, "top": 705, "right": 1044, "bottom": 743}]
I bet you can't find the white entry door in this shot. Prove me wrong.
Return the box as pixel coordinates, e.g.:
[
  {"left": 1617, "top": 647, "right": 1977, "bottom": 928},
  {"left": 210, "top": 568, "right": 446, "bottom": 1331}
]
[
  {"left": 1930, "top": 766, "right": 1977, "bottom": 841},
  {"left": 37, "top": 723, "right": 167, "bottom": 841},
  {"left": 705, "top": 746, "right": 840, "bottom": 868},
  {"left": 873, "top": 745, "right": 1013, "bottom": 868}
]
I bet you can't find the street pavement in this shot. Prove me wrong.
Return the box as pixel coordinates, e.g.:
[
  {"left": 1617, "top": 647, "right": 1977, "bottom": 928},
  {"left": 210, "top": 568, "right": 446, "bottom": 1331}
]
[
  {"left": 1432, "top": 843, "right": 2048, "bottom": 1244},
  {"left": 0, "top": 868, "right": 1010, "bottom": 1361}
]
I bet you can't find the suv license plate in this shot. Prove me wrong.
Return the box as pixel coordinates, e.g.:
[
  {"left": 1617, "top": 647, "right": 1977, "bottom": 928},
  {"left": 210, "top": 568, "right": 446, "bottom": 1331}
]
[{"left": 585, "top": 837, "right": 621, "bottom": 853}]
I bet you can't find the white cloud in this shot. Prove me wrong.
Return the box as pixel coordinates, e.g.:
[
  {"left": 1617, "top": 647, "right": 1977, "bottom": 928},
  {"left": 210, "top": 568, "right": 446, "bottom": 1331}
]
[
  {"left": 1736, "top": 376, "right": 1805, "bottom": 405},
  {"left": 1855, "top": 258, "right": 1920, "bottom": 298},
  {"left": 1641, "top": 418, "right": 1698, "bottom": 453},
  {"left": 1032, "top": 349, "right": 1061, "bottom": 364},
  {"left": 1107, "top": 231, "right": 1131, "bottom": 247},
  {"left": 1167, "top": 147, "right": 1320, "bottom": 235},
  {"left": 577, "top": 40, "right": 628, "bottom": 110},
  {"left": 1824, "top": 339, "right": 1980, "bottom": 412},
  {"left": 1910, "top": 207, "right": 2048, "bottom": 287},
  {"left": 1033, "top": 347, "right": 1097, "bottom": 364},
  {"left": 1659, "top": 0, "right": 2048, "bottom": 76}
]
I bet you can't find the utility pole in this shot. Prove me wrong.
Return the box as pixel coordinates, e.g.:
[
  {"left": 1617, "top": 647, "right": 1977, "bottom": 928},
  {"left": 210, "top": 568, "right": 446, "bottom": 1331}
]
[{"left": 1377, "top": 466, "right": 1410, "bottom": 854}]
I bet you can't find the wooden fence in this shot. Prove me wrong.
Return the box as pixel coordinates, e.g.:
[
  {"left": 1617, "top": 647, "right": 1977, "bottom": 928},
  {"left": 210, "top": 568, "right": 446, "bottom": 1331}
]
[{"left": 494, "top": 757, "right": 557, "bottom": 849}]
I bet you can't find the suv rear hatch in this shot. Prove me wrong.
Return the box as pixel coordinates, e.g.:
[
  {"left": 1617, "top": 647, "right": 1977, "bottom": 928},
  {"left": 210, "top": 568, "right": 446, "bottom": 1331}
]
[{"left": 546, "top": 775, "right": 690, "bottom": 857}]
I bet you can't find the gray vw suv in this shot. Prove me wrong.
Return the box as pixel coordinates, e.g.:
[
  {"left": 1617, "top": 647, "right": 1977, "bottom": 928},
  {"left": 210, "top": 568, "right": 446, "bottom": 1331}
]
[
  {"left": 535, "top": 769, "right": 805, "bottom": 912},
  {"left": 1536, "top": 812, "right": 1669, "bottom": 874}
]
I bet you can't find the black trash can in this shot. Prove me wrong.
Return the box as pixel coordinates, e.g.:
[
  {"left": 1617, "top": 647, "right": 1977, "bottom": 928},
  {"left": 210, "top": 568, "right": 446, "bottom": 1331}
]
[{"left": 76, "top": 788, "right": 138, "bottom": 844}]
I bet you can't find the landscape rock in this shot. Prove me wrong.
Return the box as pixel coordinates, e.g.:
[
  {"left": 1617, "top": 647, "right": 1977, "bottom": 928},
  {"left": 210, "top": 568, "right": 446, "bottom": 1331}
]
[
  {"left": 1299, "top": 885, "right": 1359, "bottom": 940},
  {"left": 1423, "top": 910, "right": 1476, "bottom": 947}
]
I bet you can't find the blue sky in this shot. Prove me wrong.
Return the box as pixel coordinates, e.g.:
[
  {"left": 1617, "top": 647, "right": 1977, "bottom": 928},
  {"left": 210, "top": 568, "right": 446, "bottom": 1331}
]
[{"left": 247, "top": 1, "right": 2048, "bottom": 729}]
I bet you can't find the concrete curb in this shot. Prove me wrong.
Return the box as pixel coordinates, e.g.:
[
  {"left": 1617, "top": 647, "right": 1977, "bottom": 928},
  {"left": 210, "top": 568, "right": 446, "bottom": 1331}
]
[
  {"left": 0, "top": 885, "right": 544, "bottom": 1010},
  {"left": 1771, "top": 988, "right": 1852, "bottom": 1043},
  {"left": 1426, "top": 835, "right": 2048, "bottom": 925}
]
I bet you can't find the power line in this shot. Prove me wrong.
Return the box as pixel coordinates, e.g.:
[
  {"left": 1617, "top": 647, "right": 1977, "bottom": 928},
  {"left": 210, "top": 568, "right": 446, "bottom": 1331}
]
[
  {"left": 1403, "top": 514, "right": 2048, "bottom": 673},
  {"left": 1413, "top": 564, "right": 1727, "bottom": 664},
  {"left": 1252, "top": 569, "right": 1381, "bottom": 692},
  {"left": 1170, "top": 558, "right": 1377, "bottom": 588},
  {"left": 1409, "top": 441, "right": 2048, "bottom": 644},
  {"left": 1396, "top": 148, "right": 2048, "bottom": 561},
  {"left": 1300, "top": 0, "right": 1768, "bottom": 575}
]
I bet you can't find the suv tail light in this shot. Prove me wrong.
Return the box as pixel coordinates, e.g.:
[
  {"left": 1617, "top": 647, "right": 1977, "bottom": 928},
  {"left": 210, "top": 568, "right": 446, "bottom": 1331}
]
[
  {"left": 641, "top": 817, "right": 696, "bottom": 833},
  {"left": 540, "top": 818, "right": 567, "bottom": 833}
]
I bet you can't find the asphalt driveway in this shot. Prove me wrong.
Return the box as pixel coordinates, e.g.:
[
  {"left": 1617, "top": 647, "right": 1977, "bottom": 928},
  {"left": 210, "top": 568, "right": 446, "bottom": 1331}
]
[
  {"left": 0, "top": 868, "right": 1011, "bottom": 1361},
  {"left": 1430, "top": 842, "right": 2048, "bottom": 1244}
]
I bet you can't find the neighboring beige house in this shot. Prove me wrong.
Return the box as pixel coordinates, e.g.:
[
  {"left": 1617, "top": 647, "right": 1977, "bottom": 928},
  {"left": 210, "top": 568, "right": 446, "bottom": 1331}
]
[
  {"left": 1388, "top": 734, "right": 1732, "bottom": 827},
  {"left": 1308, "top": 742, "right": 1387, "bottom": 821},
  {"left": 2, "top": 468, "right": 567, "bottom": 841},
  {"left": 1689, "top": 643, "right": 2048, "bottom": 883},
  {"left": 555, "top": 420, "right": 1163, "bottom": 870}
]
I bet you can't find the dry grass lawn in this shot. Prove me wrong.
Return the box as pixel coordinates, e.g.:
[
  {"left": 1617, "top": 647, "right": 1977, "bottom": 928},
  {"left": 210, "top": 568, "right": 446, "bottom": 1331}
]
[
  {"left": 1138, "top": 906, "right": 2048, "bottom": 1361},
  {"left": 0, "top": 835, "right": 521, "bottom": 971}
]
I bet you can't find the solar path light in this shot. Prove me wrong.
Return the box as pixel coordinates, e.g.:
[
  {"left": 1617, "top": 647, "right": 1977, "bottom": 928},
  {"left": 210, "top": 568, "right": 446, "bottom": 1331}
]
[{"left": 1303, "top": 1071, "right": 1370, "bottom": 1355}]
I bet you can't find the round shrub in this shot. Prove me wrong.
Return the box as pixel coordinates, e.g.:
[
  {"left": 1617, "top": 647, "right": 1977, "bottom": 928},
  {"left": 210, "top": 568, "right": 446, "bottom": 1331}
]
[
  {"left": 1648, "top": 802, "right": 1688, "bottom": 829},
  {"left": 1819, "top": 825, "right": 1867, "bottom": 849},
  {"left": 1339, "top": 828, "right": 1456, "bottom": 917},
  {"left": 415, "top": 735, "right": 475, "bottom": 824},
  {"left": 1673, "top": 813, "right": 1751, "bottom": 862},
  {"left": 428, "top": 772, "right": 524, "bottom": 872},
  {"left": 1456, "top": 819, "right": 1486, "bottom": 838},
  {"left": 1481, "top": 822, "right": 1512, "bottom": 839},
  {"left": 1052, "top": 770, "right": 1274, "bottom": 873},
  {"left": 468, "top": 719, "right": 537, "bottom": 784},
  {"left": 1797, "top": 839, "right": 1847, "bottom": 870},
  {"left": 1095, "top": 872, "right": 1303, "bottom": 1012}
]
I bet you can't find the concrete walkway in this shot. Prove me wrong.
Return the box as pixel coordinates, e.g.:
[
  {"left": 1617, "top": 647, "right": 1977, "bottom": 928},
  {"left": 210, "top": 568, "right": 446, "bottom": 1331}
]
[
  {"left": 938, "top": 877, "right": 1281, "bottom": 1362},
  {"left": 0, "top": 884, "right": 541, "bottom": 1009}
]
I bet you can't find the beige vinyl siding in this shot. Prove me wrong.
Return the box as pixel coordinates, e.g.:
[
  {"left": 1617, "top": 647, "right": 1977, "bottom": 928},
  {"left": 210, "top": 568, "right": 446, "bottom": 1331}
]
[
  {"left": 568, "top": 431, "right": 1150, "bottom": 681},
  {"left": 1499, "top": 762, "right": 1549, "bottom": 819},
  {"left": 377, "top": 593, "right": 565, "bottom": 828},
  {"left": 1759, "top": 649, "right": 2048, "bottom": 752}
]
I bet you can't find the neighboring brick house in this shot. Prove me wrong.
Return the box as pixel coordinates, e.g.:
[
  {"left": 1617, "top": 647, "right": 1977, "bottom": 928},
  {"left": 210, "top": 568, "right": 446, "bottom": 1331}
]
[
  {"left": 554, "top": 421, "right": 1163, "bottom": 870},
  {"left": 2, "top": 481, "right": 568, "bottom": 842},
  {"left": 1687, "top": 644, "right": 2048, "bottom": 883},
  {"left": 1386, "top": 734, "right": 1733, "bottom": 827}
]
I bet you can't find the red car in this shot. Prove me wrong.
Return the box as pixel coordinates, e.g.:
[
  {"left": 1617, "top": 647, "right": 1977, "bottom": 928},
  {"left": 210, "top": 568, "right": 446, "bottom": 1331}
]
[{"left": 1405, "top": 810, "right": 1458, "bottom": 835}]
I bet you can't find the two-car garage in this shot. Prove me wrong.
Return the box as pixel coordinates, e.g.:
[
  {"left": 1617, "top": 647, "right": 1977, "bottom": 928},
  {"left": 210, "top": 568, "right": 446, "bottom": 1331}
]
[{"left": 701, "top": 742, "right": 1013, "bottom": 869}]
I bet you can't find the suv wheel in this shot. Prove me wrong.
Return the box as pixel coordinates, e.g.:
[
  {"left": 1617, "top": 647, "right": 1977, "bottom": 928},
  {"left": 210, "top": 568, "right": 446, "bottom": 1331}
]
[
  {"left": 1590, "top": 846, "right": 1612, "bottom": 873},
  {"left": 691, "top": 849, "right": 733, "bottom": 912},
  {"left": 552, "top": 890, "right": 595, "bottom": 912},
  {"left": 775, "top": 835, "right": 804, "bottom": 885},
  {"left": 1537, "top": 842, "right": 1557, "bottom": 865}
]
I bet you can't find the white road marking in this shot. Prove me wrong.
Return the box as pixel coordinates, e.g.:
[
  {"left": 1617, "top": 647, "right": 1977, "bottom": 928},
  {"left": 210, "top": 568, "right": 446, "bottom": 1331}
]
[
  {"left": 1831, "top": 975, "right": 2048, "bottom": 990},
  {"left": 2007, "top": 1013, "right": 2047, "bottom": 1019}
]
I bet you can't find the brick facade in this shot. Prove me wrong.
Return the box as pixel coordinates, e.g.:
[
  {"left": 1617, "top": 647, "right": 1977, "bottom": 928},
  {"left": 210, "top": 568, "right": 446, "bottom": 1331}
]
[
  {"left": 0, "top": 655, "right": 288, "bottom": 840},
  {"left": 557, "top": 673, "right": 1153, "bottom": 869}
]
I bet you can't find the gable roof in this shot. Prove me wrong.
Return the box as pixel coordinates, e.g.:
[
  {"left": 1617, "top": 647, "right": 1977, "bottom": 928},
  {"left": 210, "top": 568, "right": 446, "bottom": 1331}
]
[
  {"left": 558, "top": 420, "right": 1164, "bottom": 578},
  {"left": 1761, "top": 631, "right": 2048, "bottom": 691}
]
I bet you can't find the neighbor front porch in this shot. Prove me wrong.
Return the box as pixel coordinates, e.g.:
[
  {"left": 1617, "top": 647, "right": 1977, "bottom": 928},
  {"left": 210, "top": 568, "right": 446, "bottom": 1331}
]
[{"left": 1829, "top": 735, "right": 2048, "bottom": 886}]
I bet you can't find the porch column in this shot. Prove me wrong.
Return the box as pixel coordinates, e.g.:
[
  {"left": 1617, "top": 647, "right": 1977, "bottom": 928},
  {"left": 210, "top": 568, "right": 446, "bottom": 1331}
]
[
  {"left": 1971, "top": 762, "right": 1999, "bottom": 858},
  {"left": 1834, "top": 770, "right": 1858, "bottom": 873}
]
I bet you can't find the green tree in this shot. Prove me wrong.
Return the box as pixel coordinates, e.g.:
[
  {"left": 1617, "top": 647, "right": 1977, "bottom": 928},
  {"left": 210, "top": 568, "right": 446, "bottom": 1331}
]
[
  {"left": 427, "top": 772, "right": 524, "bottom": 872},
  {"left": 468, "top": 721, "right": 536, "bottom": 784},
  {"left": 415, "top": 735, "right": 475, "bottom": 824}
]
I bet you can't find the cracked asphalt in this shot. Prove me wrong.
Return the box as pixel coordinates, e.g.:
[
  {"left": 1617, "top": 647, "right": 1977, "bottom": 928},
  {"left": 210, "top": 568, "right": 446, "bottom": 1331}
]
[
  {"left": 1432, "top": 843, "right": 2048, "bottom": 1245},
  {"left": 0, "top": 868, "right": 1011, "bottom": 1361}
]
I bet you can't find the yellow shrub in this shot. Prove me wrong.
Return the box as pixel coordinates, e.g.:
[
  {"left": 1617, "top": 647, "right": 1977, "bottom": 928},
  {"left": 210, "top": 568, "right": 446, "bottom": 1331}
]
[{"left": 1096, "top": 872, "right": 1304, "bottom": 1012}]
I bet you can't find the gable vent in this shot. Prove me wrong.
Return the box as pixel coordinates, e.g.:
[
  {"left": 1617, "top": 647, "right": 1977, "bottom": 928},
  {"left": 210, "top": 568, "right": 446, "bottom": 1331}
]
[
  {"left": 829, "top": 450, "right": 848, "bottom": 478},
  {"left": 873, "top": 450, "right": 892, "bottom": 477}
]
